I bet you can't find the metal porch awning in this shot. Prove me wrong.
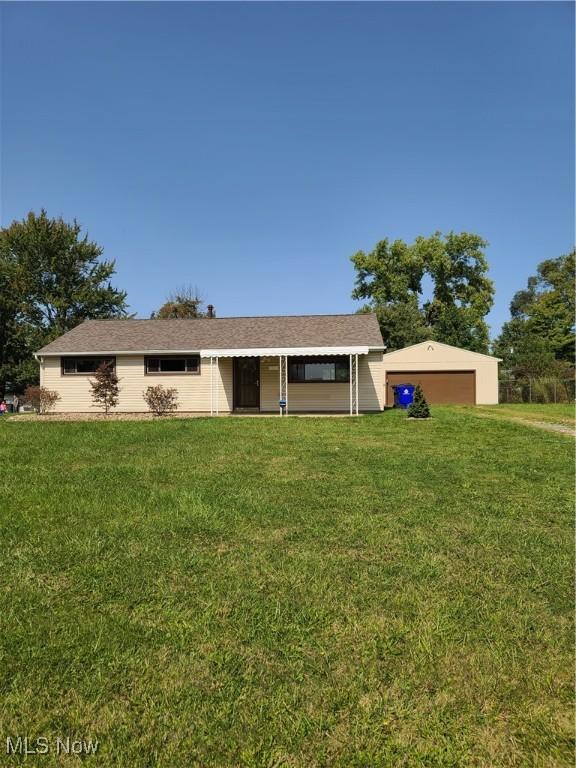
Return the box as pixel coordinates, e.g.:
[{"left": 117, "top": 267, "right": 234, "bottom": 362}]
[
  {"left": 201, "top": 346, "right": 370, "bottom": 357},
  {"left": 207, "top": 348, "right": 365, "bottom": 416}
]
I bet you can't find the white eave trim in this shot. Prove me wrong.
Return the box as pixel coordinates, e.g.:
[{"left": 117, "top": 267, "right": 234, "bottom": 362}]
[{"left": 37, "top": 345, "right": 381, "bottom": 358}]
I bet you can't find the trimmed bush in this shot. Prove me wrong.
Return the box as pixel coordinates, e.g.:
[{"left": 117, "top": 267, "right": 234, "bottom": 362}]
[
  {"left": 143, "top": 385, "right": 178, "bottom": 416},
  {"left": 23, "top": 385, "right": 60, "bottom": 414},
  {"left": 407, "top": 384, "right": 431, "bottom": 419}
]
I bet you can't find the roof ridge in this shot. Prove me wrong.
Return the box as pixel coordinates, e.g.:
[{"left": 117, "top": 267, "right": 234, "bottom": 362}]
[
  {"left": 382, "top": 339, "right": 501, "bottom": 360},
  {"left": 86, "top": 312, "right": 376, "bottom": 322}
]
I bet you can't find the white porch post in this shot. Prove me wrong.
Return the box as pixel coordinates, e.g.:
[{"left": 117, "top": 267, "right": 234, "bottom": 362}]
[
  {"left": 210, "top": 356, "right": 214, "bottom": 416},
  {"left": 349, "top": 354, "right": 352, "bottom": 415},
  {"left": 279, "top": 355, "right": 288, "bottom": 415},
  {"left": 349, "top": 353, "right": 358, "bottom": 416},
  {"left": 279, "top": 356, "right": 282, "bottom": 415},
  {"left": 210, "top": 355, "right": 220, "bottom": 416},
  {"left": 215, "top": 356, "right": 219, "bottom": 416},
  {"left": 355, "top": 353, "right": 359, "bottom": 415}
]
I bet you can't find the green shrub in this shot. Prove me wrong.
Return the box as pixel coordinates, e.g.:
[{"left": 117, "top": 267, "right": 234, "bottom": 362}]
[
  {"left": 143, "top": 385, "right": 178, "bottom": 416},
  {"left": 531, "top": 378, "right": 571, "bottom": 404},
  {"left": 23, "top": 385, "right": 60, "bottom": 414},
  {"left": 408, "top": 384, "right": 430, "bottom": 418}
]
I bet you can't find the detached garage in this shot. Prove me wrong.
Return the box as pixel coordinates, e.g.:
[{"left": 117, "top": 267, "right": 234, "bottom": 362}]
[{"left": 382, "top": 340, "right": 501, "bottom": 406}]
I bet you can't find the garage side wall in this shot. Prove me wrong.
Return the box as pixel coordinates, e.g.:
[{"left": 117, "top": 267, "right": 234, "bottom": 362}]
[{"left": 382, "top": 345, "right": 499, "bottom": 405}]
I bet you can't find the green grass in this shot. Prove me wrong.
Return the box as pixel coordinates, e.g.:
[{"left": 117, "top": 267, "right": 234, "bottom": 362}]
[
  {"left": 0, "top": 408, "right": 573, "bottom": 767},
  {"left": 474, "top": 403, "right": 575, "bottom": 427}
]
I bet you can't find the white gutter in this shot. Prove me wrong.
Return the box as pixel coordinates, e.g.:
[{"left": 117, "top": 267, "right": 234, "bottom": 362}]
[{"left": 36, "top": 349, "right": 203, "bottom": 357}]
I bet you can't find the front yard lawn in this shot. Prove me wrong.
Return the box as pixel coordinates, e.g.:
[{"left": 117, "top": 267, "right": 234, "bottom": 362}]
[
  {"left": 474, "top": 403, "right": 575, "bottom": 427},
  {"left": 0, "top": 408, "right": 573, "bottom": 767}
]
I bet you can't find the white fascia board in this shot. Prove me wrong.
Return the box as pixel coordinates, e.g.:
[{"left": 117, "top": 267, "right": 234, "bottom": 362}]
[{"left": 37, "top": 349, "right": 203, "bottom": 357}]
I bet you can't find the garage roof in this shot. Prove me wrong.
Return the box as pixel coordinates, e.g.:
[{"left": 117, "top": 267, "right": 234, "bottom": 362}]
[{"left": 382, "top": 340, "right": 502, "bottom": 362}]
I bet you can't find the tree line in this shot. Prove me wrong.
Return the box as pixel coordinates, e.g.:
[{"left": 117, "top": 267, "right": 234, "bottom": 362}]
[
  {"left": 352, "top": 233, "right": 574, "bottom": 381},
  {"left": 1, "top": 210, "right": 574, "bottom": 396}
]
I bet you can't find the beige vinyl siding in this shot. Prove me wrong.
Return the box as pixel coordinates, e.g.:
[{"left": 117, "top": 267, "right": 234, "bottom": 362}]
[
  {"left": 260, "top": 354, "right": 348, "bottom": 411},
  {"left": 260, "top": 352, "right": 384, "bottom": 412},
  {"left": 40, "top": 351, "right": 384, "bottom": 413},
  {"left": 256, "top": 358, "right": 282, "bottom": 412},
  {"left": 359, "top": 351, "right": 385, "bottom": 411},
  {"left": 40, "top": 355, "right": 233, "bottom": 413}
]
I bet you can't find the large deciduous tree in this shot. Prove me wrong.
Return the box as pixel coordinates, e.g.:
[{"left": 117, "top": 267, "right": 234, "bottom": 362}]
[
  {"left": 0, "top": 253, "right": 39, "bottom": 392},
  {"left": 351, "top": 239, "right": 428, "bottom": 350},
  {"left": 0, "top": 210, "right": 127, "bottom": 395},
  {"left": 494, "top": 251, "right": 575, "bottom": 378},
  {"left": 351, "top": 232, "right": 494, "bottom": 352}
]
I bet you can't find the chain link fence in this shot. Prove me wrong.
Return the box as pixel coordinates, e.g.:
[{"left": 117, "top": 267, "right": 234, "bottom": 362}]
[{"left": 499, "top": 378, "right": 575, "bottom": 404}]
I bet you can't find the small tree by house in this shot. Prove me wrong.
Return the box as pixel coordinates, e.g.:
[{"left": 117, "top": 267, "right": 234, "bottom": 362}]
[
  {"left": 407, "top": 384, "right": 431, "bottom": 419},
  {"left": 90, "top": 361, "right": 120, "bottom": 414},
  {"left": 143, "top": 385, "right": 178, "bottom": 416},
  {"left": 23, "top": 385, "right": 61, "bottom": 414}
]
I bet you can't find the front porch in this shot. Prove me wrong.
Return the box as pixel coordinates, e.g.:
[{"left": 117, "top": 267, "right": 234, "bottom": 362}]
[{"left": 207, "top": 349, "right": 366, "bottom": 416}]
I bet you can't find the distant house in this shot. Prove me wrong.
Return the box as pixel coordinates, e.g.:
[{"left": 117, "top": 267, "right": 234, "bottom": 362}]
[{"left": 35, "top": 314, "right": 500, "bottom": 414}]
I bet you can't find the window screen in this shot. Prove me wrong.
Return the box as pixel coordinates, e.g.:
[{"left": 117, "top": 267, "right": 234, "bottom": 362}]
[
  {"left": 145, "top": 357, "right": 200, "bottom": 374},
  {"left": 61, "top": 357, "right": 115, "bottom": 374},
  {"left": 288, "top": 357, "right": 349, "bottom": 383}
]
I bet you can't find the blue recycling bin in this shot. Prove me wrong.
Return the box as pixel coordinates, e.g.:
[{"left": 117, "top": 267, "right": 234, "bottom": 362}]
[{"left": 393, "top": 384, "right": 415, "bottom": 409}]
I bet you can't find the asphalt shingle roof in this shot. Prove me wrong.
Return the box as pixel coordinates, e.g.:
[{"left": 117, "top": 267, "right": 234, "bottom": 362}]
[{"left": 37, "top": 314, "right": 384, "bottom": 354}]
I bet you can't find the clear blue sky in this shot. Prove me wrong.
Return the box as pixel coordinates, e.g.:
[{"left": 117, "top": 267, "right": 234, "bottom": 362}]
[{"left": 1, "top": 2, "right": 574, "bottom": 338}]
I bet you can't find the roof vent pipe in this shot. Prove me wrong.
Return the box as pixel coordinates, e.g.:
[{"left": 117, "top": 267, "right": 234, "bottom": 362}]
[{"left": 207, "top": 304, "right": 215, "bottom": 319}]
